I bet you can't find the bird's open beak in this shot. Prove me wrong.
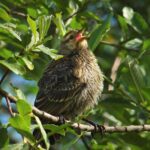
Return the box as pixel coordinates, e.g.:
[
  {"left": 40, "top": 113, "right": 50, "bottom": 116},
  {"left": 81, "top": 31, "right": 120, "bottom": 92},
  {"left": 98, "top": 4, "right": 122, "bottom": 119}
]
[{"left": 75, "top": 29, "right": 86, "bottom": 42}]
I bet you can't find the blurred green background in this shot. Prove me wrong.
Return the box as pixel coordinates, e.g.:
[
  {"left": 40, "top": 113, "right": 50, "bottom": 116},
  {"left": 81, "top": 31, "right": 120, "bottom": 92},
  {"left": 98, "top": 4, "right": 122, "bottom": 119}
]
[{"left": 0, "top": 0, "right": 150, "bottom": 149}]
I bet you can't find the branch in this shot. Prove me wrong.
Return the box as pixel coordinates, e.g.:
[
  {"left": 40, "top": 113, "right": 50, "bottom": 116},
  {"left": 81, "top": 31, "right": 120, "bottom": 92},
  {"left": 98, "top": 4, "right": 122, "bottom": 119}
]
[
  {"left": 100, "top": 41, "right": 139, "bottom": 52},
  {"left": 1, "top": 88, "right": 150, "bottom": 133},
  {"left": 0, "top": 69, "right": 10, "bottom": 85}
]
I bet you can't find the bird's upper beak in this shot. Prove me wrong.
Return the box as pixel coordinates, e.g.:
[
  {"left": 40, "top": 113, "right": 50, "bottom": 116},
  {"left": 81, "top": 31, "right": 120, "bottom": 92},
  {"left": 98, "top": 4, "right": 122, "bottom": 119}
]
[{"left": 75, "top": 29, "right": 86, "bottom": 42}]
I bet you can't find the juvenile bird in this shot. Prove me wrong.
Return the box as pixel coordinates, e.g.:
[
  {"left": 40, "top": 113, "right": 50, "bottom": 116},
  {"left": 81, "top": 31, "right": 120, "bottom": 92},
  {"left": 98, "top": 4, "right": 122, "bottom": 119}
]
[{"left": 34, "top": 30, "right": 104, "bottom": 144}]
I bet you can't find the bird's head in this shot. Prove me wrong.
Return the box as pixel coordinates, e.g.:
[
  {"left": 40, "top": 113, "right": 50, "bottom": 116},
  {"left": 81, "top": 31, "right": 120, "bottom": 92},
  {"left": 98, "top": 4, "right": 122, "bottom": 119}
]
[{"left": 60, "top": 30, "right": 88, "bottom": 55}]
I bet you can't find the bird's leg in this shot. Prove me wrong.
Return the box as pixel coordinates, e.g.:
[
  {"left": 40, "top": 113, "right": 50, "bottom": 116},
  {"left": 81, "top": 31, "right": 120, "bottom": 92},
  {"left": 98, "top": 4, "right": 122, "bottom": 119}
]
[
  {"left": 82, "top": 118, "right": 105, "bottom": 137},
  {"left": 58, "top": 115, "right": 66, "bottom": 125}
]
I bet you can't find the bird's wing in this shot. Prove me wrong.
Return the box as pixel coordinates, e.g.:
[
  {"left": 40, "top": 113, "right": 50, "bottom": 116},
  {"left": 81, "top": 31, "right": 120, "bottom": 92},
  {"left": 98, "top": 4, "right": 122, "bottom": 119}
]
[{"left": 34, "top": 57, "right": 85, "bottom": 110}]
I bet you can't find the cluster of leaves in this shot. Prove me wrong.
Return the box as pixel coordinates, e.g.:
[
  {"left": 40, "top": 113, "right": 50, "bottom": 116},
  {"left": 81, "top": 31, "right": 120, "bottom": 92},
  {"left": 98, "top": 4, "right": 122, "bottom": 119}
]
[{"left": 0, "top": 0, "right": 150, "bottom": 149}]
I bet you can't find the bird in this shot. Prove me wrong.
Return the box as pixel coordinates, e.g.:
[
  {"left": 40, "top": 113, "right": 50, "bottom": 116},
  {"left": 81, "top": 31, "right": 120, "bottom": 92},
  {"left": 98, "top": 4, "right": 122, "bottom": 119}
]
[{"left": 34, "top": 30, "right": 104, "bottom": 145}]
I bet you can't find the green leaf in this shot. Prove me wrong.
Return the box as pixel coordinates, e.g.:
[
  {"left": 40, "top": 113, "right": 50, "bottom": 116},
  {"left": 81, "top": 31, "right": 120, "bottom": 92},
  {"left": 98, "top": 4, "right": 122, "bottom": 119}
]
[
  {"left": 35, "top": 45, "right": 63, "bottom": 60},
  {"left": 34, "top": 116, "right": 50, "bottom": 150},
  {"left": 17, "top": 99, "right": 32, "bottom": 116},
  {"left": 53, "top": 13, "right": 66, "bottom": 36},
  {"left": 118, "top": 15, "right": 129, "bottom": 41},
  {"left": 27, "top": 15, "right": 37, "bottom": 41},
  {"left": 22, "top": 55, "right": 34, "bottom": 70},
  {"left": 0, "top": 48, "right": 13, "bottom": 59},
  {"left": 44, "top": 124, "right": 68, "bottom": 136},
  {"left": 88, "top": 14, "right": 112, "bottom": 51},
  {"left": 0, "top": 127, "right": 9, "bottom": 148},
  {"left": 27, "top": 7, "right": 38, "bottom": 18},
  {"left": 124, "top": 38, "right": 143, "bottom": 50},
  {"left": 0, "top": 24, "right": 22, "bottom": 41},
  {"left": 142, "top": 39, "right": 150, "bottom": 51},
  {"left": 9, "top": 115, "right": 34, "bottom": 143},
  {"left": 2, "top": 143, "right": 29, "bottom": 150},
  {"left": 0, "top": 58, "right": 26, "bottom": 75},
  {"left": 0, "top": 8, "right": 11, "bottom": 21},
  {"left": 10, "top": 84, "right": 26, "bottom": 100},
  {"left": 38, "top": 15, "right": 52, "bottom": 40},
  {"left": 123, "top": 7, "right": 149, "bottom": 34}
]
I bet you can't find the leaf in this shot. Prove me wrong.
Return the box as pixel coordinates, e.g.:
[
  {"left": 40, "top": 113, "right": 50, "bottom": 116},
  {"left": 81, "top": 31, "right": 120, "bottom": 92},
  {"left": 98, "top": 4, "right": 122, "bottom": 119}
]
[
  {"left": 118, "top": 15, "right": 129, "bottom": 41},
  {"left": 0, "top": 127, "right": 9, "bottom": 148},
  {"left": 0, "top": 58, "right": 26, "bottom": 75},
  {"left": 142, "top": 39, "right": 150, "bottom": 51},
  {"left": 27, "top": 7, "right": 37, "bottom": 18},
  {"left": 123, "top": 7, "right": 149, "bottom": 34},
  {"left": 10, "top": 83, "right": 26, "bottom": 100},
  {"left": 22, "top": 55, "right": 34, "bottom": 70},
  {"left": 88, "top": 14, "right": 112, "bottom": 51},
  {"left": 27, "top": 15, "right": 37, "bottom": 41},
  {"left": 2, "top": 143, "right": 29, "bottom": 150},
  {"left": 9, "top": 115, "right": 34, "bottom": 143},
  {"left": 38, "top": 15, "right": 52, "bottom": 40},
  {"left": 0, "top": 8, "right": 11, "bottom": 21},
  {"left": 0, "top": 48, "right": 13, "bottom": 59},
  {"left": 44, "top": 124, "right": 68, "bottom": 136},
  {"left": 124, "top": 38, "right": 143, "bottom": 50},
  {"left": 0, "top": 24, "right": 22, "bottom": 41},
  {"left": 34, "top": 116, "right": 50, "bottom": 150},
  {"left": 53, "top": 13, "right": 66, "bottom": 36},
  {"left": 35, "top": 45, "right": 63, "bottom": 60},
  {"left": 17, "top": 100, "right": 32, "bottom": 116}
]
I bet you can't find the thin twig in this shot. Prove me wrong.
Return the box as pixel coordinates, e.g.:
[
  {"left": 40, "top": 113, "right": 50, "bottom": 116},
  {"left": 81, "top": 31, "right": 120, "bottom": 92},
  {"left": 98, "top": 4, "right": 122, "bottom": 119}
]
[
  {"left": 100, "top": 41, "right": 139, "bottom": 52},
  {"left": 81, "top": 136, "right": 91, "bottom": 150},
  {"left": 10, "top": 10, "right": 26, "bottom": 18},
  {"left": 1, "top": 88, "right": 150, "bottom": 133},
  {"left": 108, "top": 57, "right": 121, "bottom": 91},
  {"left": 0, "top": 69, "right": 10, "bottom": 85},
  {"left": 5, "top": 96, "right": 14, "bottom": 117}
]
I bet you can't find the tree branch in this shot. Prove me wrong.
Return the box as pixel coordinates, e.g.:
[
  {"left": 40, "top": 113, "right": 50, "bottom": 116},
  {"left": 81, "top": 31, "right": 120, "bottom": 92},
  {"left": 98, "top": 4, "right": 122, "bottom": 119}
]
[{"left": 0, "top": 88, "right": 150, "bottom": 133}]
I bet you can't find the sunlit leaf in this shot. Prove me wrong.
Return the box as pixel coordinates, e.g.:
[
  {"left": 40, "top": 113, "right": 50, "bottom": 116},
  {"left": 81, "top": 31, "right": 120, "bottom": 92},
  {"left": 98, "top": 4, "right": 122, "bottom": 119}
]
[
  {"left": 0, "top": 58, "right": 26, "bottom": 75},
  {"left": 123, "top": 7, "right": 149, "bottom": 34},
  {"left": 34, "top": 116, "right": 50, "bottom": 149},
  {"left": 22, "top": 55, "right": 34, "bottom": 70},
  {"left": 0, "top": 8, "right": 11, "bottom": 21},
  {"left": 0, "top": 24, "right": 22, "bottom": 41},
  {"left": 27, "top": 15, "right": 37, "bottom": 41},
  {"left": 34, "top": 45, "right": 63, "bottom": 60},
  {"left": 38, "top": 15, "right": 52, "bottom": 40},
  {"left": 124, "top": 38, "right": 143, "bottom": 50},
  {"left": 10, "top": 84, "right": 26, "bottom": 100},
  {"left": 9, "top": 115, "right": 34, "bottom": 143},
  {"left": 53, "top": 13, "right": 66, "bottom": 36},
  {"left": 17, "top": 100, "right": 32, "bottom": 116}
]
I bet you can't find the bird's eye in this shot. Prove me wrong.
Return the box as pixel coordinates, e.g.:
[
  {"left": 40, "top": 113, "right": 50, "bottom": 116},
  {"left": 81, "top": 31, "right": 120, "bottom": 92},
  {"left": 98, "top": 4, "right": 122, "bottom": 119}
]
[{"left": 69, "top": 35, "right": 74, "bottom": 40}]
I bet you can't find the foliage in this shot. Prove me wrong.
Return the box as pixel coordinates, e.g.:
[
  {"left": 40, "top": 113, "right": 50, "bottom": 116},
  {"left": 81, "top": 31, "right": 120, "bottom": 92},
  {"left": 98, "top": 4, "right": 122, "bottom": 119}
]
[{"left": 0, "top": 0, "right": 150, "bottom": 149}]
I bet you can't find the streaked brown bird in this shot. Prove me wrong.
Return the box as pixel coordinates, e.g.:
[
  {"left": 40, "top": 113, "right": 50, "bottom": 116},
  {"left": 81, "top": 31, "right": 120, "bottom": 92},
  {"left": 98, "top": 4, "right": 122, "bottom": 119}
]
[{"left": 34, "top": 30, "right": 104, "bottom": 144}]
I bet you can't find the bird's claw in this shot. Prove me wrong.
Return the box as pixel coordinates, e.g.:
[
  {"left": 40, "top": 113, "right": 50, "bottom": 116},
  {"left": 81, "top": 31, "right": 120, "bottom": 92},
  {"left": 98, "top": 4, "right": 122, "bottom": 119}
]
[
  {"left": 58, "top": 115, "right": 65, "bottom": 125},
  {"left": 82, "top": 118, "right": 105, "bottom": 137},
  {"left": 91, "top": 124, "right": 105, "bottom": 137}
]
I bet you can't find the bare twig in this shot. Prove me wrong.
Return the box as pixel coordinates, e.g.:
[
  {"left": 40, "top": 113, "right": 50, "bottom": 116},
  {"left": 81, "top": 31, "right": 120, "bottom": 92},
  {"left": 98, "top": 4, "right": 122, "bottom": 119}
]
[
  {"left": 0, "top": 69, "right": 10, "bottom": 85},
  {"left": 5, "top": 96, "right": 14, "bottom": 117},
  {"left": 108, "top": 57, "right": 121, "bottom": 91},
  {"left": 10, "top": 10, "right": 26, "bottom": 18},
  {"left": 1, "top": 88, "right": 150, "bottom": 133}
]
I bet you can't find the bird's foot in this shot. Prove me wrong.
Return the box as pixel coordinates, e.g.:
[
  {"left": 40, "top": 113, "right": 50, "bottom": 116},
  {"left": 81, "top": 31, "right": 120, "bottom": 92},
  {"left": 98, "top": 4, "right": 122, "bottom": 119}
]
[
  {"left": 58, "top": 115, "right": 66, "bottom": 125},
  {"left": 82, "top": 118, "right": 105, "bottom": 137}
]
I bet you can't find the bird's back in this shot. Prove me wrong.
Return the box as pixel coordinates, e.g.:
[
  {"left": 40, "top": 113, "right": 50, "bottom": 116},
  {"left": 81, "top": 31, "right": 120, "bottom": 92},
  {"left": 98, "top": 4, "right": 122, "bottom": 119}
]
[{"left": 35, "top": 49, "right": 103, "bottom": 119}]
